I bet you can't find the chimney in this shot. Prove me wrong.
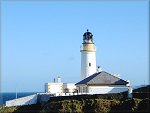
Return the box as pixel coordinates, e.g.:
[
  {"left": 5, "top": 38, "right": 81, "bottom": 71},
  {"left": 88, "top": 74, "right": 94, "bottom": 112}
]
[
  {"left": 57, "top": 76, "right": 61, "bottom": 83},
  {"left": 114, "top": 74, "right": 120, "bottom": 78},
  {"left": 97, "top": 66, "right": 102, "bottom": 72}
]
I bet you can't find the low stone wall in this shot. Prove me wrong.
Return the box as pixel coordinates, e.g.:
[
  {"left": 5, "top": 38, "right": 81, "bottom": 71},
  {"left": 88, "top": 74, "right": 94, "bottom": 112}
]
[
  {"left": 5, "top": 93, "right": 55, "bottom": 107},
  {"left": 6, "top": 94, "right": 37, "bottom": 107}
]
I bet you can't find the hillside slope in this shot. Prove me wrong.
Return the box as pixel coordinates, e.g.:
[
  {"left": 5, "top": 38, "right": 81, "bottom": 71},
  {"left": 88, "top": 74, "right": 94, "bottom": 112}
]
[{"left": 1, "top": 85, "right": 150, "bottom": 113}]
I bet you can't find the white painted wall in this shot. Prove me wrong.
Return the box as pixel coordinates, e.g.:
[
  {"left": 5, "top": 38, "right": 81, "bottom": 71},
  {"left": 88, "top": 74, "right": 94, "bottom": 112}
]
[
  {"left": 88, "top": 86, "right": 129, "bottom": 94},
  {"left": 6, "top": 94, "right": 37, "bottom": 107},
  {"left": 81, "top": 51, "right": 96, "bottom": 80},
  {"left": 45, "top": 83, "right": 63, "bottom": 94},
  {"left": 63, "top": 83, "right": 76, "bottom": 93},
  {"left": 5, "top": 93, "right": 57, "bottom": 107}
]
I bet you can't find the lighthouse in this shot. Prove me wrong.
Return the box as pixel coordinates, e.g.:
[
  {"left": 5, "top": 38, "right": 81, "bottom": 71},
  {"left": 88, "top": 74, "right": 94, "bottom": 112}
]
[{"left": 80, "top": 29, "right": 97, "bottom": 80}]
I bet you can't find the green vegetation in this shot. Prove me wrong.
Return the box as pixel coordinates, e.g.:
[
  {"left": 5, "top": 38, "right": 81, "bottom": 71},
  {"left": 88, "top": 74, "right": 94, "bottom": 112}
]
[
  {"left": 0, "top": 106, "right": 18, "bottom": 113},
  {"left": 40, "top": 99, "right": 120, "bottom": 113},
  {"left": 1, "top": 98, "right": 149, "bottom": 113},
  {"left": 0, "top": 104, "right": 42, "bottom": 113},
  {"left": 1, "top": 85, "right": 150, "bottom": 113},
  {"left": 133, "top": 85, "right": 150, "bottom": 93},
  {"left": 132, "top": 85, "right": 150, "bottom": 99},
  {"left": 40, "top": 98, "right": 150, "bottom": 113}
]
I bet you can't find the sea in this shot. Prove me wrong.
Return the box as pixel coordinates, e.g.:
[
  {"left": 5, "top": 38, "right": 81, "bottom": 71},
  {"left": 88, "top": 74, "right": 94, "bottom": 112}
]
[{"left": 0, "top": 92, "right": 42, "bottom": 105}]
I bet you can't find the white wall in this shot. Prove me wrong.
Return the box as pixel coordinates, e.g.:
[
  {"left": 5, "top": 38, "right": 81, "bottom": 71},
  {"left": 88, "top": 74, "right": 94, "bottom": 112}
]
[
  {"left": 88, "top": 86, "right": 129, "bottom": 94},
  {"left": 45, "top": 83, "right": 63, "bottom": 94},
  {"left": 63, "top": 83, "right": 76, "bottom": 93},
  {"left": 5, "top": 93, "right": 56, "bottom": 107},
  {"left": 6, "top": 94, "right": 37, "bottom": 107},
  {"left": 81, "top": 51, "right": 96, "bottom": 80}
]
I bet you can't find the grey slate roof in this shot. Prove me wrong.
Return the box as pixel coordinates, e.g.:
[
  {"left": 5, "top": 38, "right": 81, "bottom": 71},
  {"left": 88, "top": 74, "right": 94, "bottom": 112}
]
[{"left": 76, "top": 71, "right": 128, "bottom": 85}]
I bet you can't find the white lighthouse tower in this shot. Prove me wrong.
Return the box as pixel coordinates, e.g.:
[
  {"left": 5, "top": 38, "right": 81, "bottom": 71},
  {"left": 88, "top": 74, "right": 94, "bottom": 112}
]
[{"left": 80, "top": 29, "right": 97, "bottom": 80}]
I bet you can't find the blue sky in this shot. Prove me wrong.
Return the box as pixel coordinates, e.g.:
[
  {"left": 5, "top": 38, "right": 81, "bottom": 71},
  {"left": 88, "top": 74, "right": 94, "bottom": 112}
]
[{"left": 1, "top": 0, "right": 149, "bottom": 92}]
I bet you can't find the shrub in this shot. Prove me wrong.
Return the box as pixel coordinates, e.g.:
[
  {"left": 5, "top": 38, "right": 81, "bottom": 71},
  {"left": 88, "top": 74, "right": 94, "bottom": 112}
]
[
  {"left": 0, "top": 106, "right": 18, "bottom": 113},
  {"left": 137, "top": 98, "right": 150, "bottom": 112},
  {"left": 118, "top": 98, "right": 141, "bottom": 112},
  {"left": 132, "top": 92, "right": 150, "bottom": 99}
]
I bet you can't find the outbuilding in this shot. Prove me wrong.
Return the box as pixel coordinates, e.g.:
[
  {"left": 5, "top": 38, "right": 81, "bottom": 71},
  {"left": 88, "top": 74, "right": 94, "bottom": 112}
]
[{"left": 76, "top": 71, "right": 131, "bottom": 94}]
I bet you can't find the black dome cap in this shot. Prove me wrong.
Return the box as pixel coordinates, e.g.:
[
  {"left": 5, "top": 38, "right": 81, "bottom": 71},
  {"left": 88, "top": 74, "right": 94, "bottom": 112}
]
[{"left": 83, "top": 29, "right": 93, "bottom": 43}]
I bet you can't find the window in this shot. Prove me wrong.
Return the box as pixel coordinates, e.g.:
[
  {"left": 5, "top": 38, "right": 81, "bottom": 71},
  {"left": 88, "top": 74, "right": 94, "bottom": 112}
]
[
  {"left": 79, "top": 87, "right": 81, "bottom": 93},
  {"left": 89, "top": 63, "right": 91, "bottom": 66},
  {"left": 86, "top": 87, "right": 88, "bottom": 93},
  {"left": 83, "top": 87, "right": 85, "bottom": 93},
  {"left": 82, "top": 87, "right": 88, "bottom": 93}
]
